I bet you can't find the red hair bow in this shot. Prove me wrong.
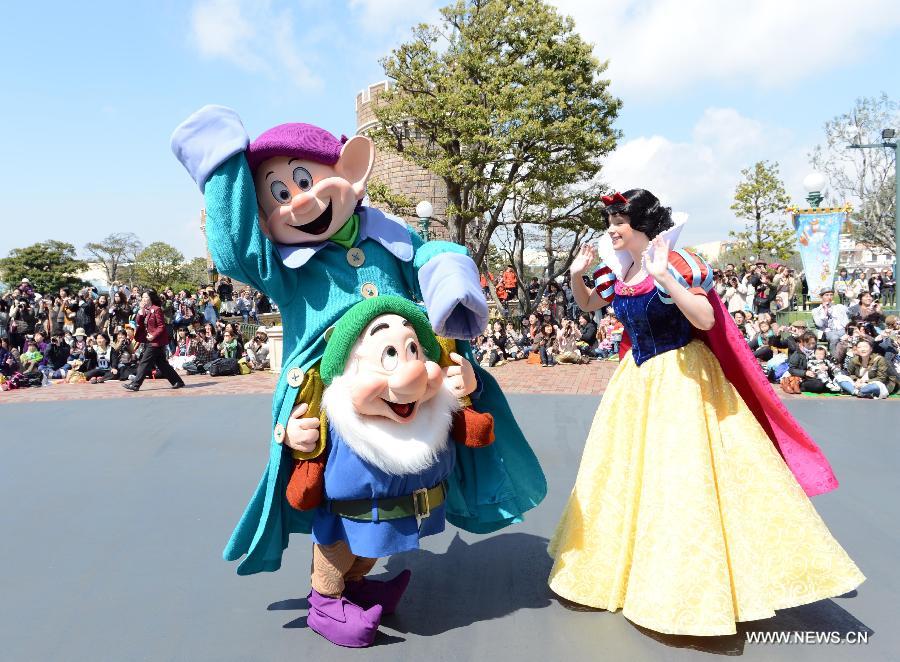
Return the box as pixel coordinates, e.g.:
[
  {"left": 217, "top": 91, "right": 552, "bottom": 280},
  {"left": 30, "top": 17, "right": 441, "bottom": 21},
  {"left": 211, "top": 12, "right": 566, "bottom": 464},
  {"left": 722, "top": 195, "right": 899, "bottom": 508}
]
[{"left": 601, "top": 192, "right": 628, "bottom": 206}]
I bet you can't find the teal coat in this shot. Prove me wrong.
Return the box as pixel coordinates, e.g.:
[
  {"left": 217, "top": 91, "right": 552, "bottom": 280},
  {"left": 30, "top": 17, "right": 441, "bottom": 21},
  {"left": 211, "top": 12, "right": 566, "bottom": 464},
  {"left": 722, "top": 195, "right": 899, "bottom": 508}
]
[{"left": 203, "top": 154, "right": 545, "bottom": 575}]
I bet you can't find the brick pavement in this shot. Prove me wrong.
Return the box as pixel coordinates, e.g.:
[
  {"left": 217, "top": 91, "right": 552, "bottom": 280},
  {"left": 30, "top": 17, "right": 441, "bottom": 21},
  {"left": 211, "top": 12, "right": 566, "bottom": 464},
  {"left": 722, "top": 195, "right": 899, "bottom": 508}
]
[
  {"left": 0, "top": 371, "right": 279, "bottom": 405},
  {"left": 2, "top": 359, "right": 892, "bottom": 404},
  {"left": 0, "top": 361, "right": 618, "bottom": 405}
]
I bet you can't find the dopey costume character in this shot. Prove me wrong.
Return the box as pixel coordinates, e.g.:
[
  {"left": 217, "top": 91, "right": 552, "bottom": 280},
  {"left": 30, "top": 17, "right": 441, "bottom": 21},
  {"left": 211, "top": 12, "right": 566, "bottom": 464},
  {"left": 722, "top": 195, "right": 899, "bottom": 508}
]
[
  {"left": 298, "top": 296, "right": 481, "bottom": 646},
  {"left": 170, "top": 106, "right": 545, "bottom": 578}
]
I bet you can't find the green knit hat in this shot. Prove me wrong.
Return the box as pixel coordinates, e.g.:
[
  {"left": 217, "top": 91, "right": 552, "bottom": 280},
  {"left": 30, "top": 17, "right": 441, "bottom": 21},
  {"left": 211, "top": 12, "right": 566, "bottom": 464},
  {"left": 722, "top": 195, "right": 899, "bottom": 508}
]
[{"left": 320, "top": 296, "right": 441, "bottom": 385}]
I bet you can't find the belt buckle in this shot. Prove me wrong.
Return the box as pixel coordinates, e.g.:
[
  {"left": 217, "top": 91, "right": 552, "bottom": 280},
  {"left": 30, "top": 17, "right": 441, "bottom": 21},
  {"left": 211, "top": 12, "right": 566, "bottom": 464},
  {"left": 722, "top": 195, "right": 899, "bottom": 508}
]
[{"left": 413, "top": 487, "right": 430, "bottom": 519}]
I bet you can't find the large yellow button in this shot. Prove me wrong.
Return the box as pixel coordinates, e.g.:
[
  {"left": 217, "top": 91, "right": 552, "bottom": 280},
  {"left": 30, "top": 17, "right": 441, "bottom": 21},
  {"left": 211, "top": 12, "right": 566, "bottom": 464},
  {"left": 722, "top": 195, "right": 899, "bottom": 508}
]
[
  {"left": 286, "top": 367, "right": 304, "bottom": 388},
  {"left": 346, "top": 247, "right": 365, "bottom": 268},
  {"left": 273, "top": 423, "right": 285, "bottom": 444},
  {"left": 361, "top": 282, "right": 378, "bottom": 299}
]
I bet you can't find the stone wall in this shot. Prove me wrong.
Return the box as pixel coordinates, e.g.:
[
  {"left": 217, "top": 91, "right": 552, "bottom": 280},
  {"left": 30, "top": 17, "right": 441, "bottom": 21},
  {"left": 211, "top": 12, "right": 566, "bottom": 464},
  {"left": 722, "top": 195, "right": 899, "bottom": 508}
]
[{"left": 356, "top": 81, "right": 450, "bottom": 241}]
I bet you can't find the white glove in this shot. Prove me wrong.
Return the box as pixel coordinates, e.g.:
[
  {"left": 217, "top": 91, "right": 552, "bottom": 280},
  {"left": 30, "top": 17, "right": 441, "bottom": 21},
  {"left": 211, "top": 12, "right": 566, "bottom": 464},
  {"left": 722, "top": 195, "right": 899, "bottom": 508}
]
[{"left": 170, "top": 105, "right": 249, "bottom": 192}]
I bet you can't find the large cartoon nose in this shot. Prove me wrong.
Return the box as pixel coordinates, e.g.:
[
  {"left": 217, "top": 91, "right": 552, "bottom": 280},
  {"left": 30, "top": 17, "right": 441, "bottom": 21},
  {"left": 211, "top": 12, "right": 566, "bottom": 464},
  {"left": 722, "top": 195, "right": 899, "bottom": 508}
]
[
  {"left": 289, "top": 191, "right": 318, "bottom": 215},
  {"left": 387, "top": 360, "right": 428, "bottom": 402}
]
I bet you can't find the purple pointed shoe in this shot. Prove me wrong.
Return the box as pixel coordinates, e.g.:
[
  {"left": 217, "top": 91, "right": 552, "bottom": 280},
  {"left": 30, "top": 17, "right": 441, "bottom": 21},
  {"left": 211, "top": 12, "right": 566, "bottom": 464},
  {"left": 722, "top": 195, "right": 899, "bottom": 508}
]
[
  {"left": 307, "top": 589, "right": 382, "bottom": 648},
  {"left": 343, "top": 569, "right": 412, "bottom": 615}
]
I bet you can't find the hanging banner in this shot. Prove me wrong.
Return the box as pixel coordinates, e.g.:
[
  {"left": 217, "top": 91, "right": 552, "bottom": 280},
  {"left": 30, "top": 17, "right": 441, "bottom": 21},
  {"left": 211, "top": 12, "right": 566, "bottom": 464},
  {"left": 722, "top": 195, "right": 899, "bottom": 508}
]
[{"left": 791, "top": 209, "right": 846, "bottom": 301}]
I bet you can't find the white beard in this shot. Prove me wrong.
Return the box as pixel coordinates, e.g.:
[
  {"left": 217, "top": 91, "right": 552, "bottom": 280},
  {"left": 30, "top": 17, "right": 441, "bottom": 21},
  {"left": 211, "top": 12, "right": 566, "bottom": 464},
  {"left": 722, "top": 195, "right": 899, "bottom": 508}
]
[{"left": 322, "top": 374, "right": 461, "bottom": 476}]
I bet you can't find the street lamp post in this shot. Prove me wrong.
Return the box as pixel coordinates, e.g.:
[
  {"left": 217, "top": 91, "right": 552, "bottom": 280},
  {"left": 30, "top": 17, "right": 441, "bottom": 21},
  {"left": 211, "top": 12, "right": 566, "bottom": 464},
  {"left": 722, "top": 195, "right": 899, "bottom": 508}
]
[
  {"left": 847, "top": 128, "right": 899, "bottom": 279},
  {"left": 802, "top": 171, "right": 827, "bottom": 208},
  {"left": 416, "top": 200, "right": 433, "bottom": 242}
]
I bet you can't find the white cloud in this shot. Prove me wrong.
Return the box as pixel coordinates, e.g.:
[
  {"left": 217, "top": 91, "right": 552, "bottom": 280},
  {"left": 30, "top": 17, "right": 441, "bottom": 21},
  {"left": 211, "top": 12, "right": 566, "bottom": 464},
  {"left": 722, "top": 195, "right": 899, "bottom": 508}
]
[
  {"left": 348, "top": 0, "right": 442, "bottom": 36},
  {"left": 189, "top": 0, "right": 322, "bottom": 91},
  {"left": 602, "top": 107, "right": 812, "bottom": 246},
  {"left": 550, "top": 0, "right": 900, "bottom": 96}
]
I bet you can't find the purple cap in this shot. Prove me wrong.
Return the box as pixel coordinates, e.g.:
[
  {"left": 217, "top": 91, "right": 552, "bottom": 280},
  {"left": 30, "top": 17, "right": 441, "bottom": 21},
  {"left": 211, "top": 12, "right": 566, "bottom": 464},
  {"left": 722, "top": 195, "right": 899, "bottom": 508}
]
[{"left": 246, "top": 123, "right": 347, "bottom": 174}]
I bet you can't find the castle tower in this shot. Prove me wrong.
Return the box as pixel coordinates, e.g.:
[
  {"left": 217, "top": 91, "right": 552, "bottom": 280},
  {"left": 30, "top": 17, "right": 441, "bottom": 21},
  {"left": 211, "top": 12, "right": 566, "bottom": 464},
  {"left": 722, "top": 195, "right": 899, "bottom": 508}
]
[{"left": 356, "top": 81, "right": 449, "bottom": 240}]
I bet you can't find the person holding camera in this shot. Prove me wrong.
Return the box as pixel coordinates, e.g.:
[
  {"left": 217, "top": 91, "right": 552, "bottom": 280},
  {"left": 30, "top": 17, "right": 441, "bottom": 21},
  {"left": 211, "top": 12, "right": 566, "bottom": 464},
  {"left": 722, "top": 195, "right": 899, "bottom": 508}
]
[
  {"left": 812, "top": 287, "right": 849, "bottom": 356},
  {"left": 8, "top": 299, "right": 35, "bottom": 350},
  {"left": 122, "top": 290, "right": 184, "bottom": 392}
]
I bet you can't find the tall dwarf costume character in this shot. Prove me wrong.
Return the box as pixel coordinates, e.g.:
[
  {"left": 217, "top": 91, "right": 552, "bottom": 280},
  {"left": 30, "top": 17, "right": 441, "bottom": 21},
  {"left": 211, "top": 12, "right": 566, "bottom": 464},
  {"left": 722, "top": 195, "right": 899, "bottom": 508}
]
[
  {"left": 548, "top": 189, "right": 863, "bottom": 636},
  {"left": 170, "top": 107, "right": 545, "bottom": 575},
  {"left": 298, "top": 296, "right": 487, "bottom": 646}
]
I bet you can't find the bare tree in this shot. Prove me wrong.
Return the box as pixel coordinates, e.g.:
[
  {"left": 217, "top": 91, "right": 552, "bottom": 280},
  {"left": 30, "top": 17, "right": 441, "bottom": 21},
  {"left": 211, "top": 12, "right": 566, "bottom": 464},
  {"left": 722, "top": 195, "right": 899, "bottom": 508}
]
[
  {"left": 810, "top": 93, "right": 898, "bottom": 253},
  {"left": 84, "top": 232, "right": 143, "bottom": 284},
  {"left": 494, "top": 181, "right": 607, "bottom": 315}
]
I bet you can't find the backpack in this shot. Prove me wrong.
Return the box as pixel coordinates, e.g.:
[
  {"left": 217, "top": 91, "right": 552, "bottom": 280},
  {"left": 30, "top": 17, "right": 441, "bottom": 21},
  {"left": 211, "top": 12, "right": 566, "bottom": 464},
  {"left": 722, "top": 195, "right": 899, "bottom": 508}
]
[
  {"left": 207, "top": 357, "right": 239, "bottom": 376},
  {"left": 772, "top": 362, "right": 791, "bottom": 382}
]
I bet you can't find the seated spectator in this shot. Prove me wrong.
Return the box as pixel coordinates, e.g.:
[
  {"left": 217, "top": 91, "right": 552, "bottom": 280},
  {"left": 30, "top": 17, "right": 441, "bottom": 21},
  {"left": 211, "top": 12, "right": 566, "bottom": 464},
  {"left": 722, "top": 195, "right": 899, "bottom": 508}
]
[
  {"left": 0, "top": 337, "right": 19, "bottom": 376},
  {"left": 478, "top": 335, "right": 504, "bottom": 368},
  {"left": 749, "top": 320, "right": 776, "bottom": 361},
  {"left": 732, "top": 311, "right": 750, "bottom": 341},
  {"left": 534, "top": 322, "right": 559, "bottom": 367},
  {"left": 113, "top": 348, "right": 139, "bottom": 382},
  {"left": 173, "top": 328, "right": 194, "bottom": 357},
  {"left": 503, "top": 323, "right": 525, "bottom": 361},
  {"left": 245, "top": 327, "right": 270, "bottom": 370},
  {"left": 786, "top": 332, "right": 829, "bottom": 394},
  {"left": 472, "top": 335, "right": 487, "bottom": 366},
  {"left": 806, "top": 344, "right": 842, "bottom": 393},
  {"left": 835, "top": 338, "right": 898, "bottom": 399},
  {"left": 20, "top": 340, "right": 43, "bottom": 374},
  {"left": 501, "top": 265, "right": 518, "bottom": 300},
  {"left": 847, "top": 292, "right": 884, "bottom": 327},
  {"left": 489, "top": 321, "right": 508, "bottom": 362},
  {"left": 192, "top": 327, "right": 218, "bottom": 371},
  {"left": 812, "top": 287, "right": 850, "bottom": 356},
  {"left": 83, "top": 333, "right": 115, "bottom": 383},
  {"left": 223, "top": 322, "right": 245, "bottom": 354},
  {"left": 832, "top": 323, "right": 865, "bottom": 367},
  {"left": 576, "top": 313, "right": 598, "bottom": 357},
  {"left": 39, "top": 334, "right": 71, "bottom": 382},
  {"left": 218, "top": 329, "right": 240, "bottom": 359},
  {"left": 169, "top": 328, "right": 196, "bottom": 371},
  {"left": 556, "top": 319, "right": 586, "bottom": 364},
  {"left": 874, "top": 315, "right": 899, "bottom": 365}
]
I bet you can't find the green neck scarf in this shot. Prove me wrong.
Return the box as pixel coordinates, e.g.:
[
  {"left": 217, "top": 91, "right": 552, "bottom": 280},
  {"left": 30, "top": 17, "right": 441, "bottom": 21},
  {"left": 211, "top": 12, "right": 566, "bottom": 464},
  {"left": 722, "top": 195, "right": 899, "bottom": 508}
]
[{"left": 330, "top": 213, "right": 360, "bottom": 249}]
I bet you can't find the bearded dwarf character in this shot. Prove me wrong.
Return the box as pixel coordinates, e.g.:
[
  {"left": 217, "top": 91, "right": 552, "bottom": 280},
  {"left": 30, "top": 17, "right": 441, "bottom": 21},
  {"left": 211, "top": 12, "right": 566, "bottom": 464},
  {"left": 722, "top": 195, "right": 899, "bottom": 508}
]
[
  {"left": 301, "top": 296, "right": 480, "bottom": 647},
  {"left": 170, "top": 106, "right": 546, "bottom": 581}
]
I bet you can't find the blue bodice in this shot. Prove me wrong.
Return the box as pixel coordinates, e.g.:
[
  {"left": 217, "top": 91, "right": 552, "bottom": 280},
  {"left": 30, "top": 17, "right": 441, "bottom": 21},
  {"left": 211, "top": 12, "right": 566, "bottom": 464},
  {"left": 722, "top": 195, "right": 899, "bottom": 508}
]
[{"left": 612, "top": 277, "right": 694, "bottom": 366}]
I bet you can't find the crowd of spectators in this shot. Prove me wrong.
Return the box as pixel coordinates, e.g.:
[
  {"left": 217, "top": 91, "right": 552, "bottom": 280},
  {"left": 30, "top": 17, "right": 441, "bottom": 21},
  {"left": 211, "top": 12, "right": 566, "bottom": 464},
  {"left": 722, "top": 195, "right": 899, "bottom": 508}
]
[
  {"left": 474, "top": 261, "right": 898, "bottom": 399},
  {"left": 733, "top": 285, "right": 898, "bottom": 399},
  {"left": 0, "top": 275, "right": 275, "bottom": 390}
]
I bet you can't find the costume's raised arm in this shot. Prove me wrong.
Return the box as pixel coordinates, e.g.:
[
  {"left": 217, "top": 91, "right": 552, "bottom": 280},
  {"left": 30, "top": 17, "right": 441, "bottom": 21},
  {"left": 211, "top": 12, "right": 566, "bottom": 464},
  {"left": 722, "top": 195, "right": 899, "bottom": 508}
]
[
  {"left": 171, "top": 105, "right": 294, "bottom": 302},
  {"left": 414, "top": 241, "right": 489, "bottom": 339}
]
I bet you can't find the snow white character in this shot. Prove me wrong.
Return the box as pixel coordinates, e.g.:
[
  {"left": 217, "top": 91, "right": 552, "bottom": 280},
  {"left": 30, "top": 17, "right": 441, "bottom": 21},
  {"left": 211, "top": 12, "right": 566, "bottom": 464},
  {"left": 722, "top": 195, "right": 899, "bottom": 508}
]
[{"left": 548, "top": 189, "right": 863, "bottom": 636}]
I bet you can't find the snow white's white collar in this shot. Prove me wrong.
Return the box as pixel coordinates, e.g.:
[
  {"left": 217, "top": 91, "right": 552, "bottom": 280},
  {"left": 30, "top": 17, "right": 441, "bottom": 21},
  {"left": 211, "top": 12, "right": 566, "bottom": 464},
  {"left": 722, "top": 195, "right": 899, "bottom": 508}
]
[{"left": 596, "top": 213, "right": 688, "bottom": 280}]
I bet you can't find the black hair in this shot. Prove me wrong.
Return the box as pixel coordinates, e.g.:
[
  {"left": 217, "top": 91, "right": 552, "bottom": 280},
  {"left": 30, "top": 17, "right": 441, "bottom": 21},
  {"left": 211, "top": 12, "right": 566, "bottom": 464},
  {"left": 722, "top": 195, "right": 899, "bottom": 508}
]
[
  {"left": 605, "top": 189, "right": 674, "bottom": 239},
  {"left": 144, "top": 289, "right": 163, "bottom": 307}
]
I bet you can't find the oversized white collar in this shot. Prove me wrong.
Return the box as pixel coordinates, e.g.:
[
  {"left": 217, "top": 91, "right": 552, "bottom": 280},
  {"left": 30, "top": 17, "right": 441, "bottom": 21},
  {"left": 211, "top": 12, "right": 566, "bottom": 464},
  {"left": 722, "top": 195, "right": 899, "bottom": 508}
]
[{"left": 596, "top": 213, "right": 688, "bottom": 280}]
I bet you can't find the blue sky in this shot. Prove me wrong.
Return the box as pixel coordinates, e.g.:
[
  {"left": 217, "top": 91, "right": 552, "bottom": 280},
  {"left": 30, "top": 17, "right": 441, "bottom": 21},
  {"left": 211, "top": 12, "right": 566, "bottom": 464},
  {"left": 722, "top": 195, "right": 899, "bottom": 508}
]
[{"left": 1, "top": 0, "right": 899, "bottom": 262}]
